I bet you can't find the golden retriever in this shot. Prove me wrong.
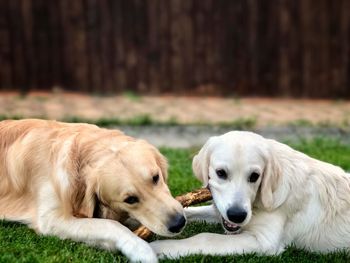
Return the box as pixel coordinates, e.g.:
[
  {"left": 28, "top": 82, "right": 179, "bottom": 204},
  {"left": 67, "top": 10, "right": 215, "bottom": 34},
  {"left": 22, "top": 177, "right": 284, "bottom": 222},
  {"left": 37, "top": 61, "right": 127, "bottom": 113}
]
[
  {"left": 151, "top": 131, "right": 350, "bottom": 258},
  {"left": 0, "top": 119, "right": 185, "bottom": 263}
]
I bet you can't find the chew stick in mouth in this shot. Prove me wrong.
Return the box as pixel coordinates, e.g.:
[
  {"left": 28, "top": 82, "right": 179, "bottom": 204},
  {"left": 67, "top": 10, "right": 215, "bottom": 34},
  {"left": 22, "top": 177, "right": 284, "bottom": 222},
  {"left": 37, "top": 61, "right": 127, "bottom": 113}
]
[{"left": 134, "top": 188, "right": 212, "bottom": 240}]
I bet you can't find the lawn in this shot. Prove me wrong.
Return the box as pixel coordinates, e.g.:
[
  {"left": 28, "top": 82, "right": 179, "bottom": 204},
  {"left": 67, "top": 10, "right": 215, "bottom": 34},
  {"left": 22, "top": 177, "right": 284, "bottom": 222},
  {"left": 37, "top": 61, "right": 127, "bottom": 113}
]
[{"left": 2, "top": 138, "right": 350, "bottom": 262}]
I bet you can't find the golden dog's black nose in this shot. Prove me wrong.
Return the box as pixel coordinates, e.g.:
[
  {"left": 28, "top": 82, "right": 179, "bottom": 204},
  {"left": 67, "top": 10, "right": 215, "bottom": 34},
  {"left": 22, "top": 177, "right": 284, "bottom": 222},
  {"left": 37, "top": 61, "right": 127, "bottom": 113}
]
[
  {"left": 168, "top": 214, "right": 186, "bottom": 233},
  {"left": 227, "top": 206, "right": 247, "bottom": 224}
]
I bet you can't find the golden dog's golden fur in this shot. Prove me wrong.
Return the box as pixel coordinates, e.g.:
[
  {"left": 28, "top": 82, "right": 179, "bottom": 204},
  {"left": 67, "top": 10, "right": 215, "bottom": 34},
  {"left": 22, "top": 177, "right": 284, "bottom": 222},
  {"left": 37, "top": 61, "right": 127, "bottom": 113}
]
[{"left": 0, "top": 119, "right": 184, "bottom": 263}]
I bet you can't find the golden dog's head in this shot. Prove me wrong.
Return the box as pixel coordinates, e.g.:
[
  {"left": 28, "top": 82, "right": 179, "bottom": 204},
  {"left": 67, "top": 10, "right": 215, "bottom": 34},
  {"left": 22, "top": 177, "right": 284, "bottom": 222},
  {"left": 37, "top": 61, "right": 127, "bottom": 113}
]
[{"left": 73, "top": 136, "right": 185, "bottom": 237}]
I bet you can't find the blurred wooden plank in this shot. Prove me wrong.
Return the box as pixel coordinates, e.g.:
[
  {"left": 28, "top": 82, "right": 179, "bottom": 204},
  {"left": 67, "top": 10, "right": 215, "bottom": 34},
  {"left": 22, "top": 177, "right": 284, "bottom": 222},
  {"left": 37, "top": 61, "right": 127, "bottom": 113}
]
[
  {"left": 122, "top": 0, "right": 138, "bottom": 92},
  {"left": 159, "top": 0, "right": 171, "bottom": 92},
  {"left": 148, "top": 0, "right": 161, "bottom": 93},
  {"left": 181, "top": 0, "right": 194, "bottom": 92},
  {"left": 134, "top": 0, "right": 149, "bottom": 93},
  {"left": 85, "top": 0, "right": 102, "bottom": 93},
  {"left": 331, "top": 0, "right": 350, "bottom": 97},
  {"left": 32, "top": 0, "right": 51, "bottom": 89},
  {"left": 255, "top": 1, "right": 279, "bottom": 96},
  {"left": 0, "top": 0, "right": 13, "bottom": 89},
  {"left": 231, "top": 0, "right": 250, "bottom": 96},
  {"left": 60, "top": 0, "right": 88, "bottom": 92},
  {"left": 169, "top": 0, "right": 182, "bottom": 92},
  {"left": 47, "top": 0, "right": 63, "bottom": 88},
  {"left": 318, "top": 0, "right": 330, "bottom": 97},
  {"left": 170, "top": 0, "right": 194, "bottom": 93},
  {"left": 278, "top": 0, "right": 291, "bottom": 97},
  {"left": 289, "top": 0, "right": 302, "bottom": 97},
  {"left": 278, "top": 0, "right": 303, "bottom": 97},
  {"left": 248, "top": 0, "right": 259, "bottom": 94},
  {"left": 341, "top": 0, "right": 350, "bottom": 95},
  {"left": 209, "top": 2, "right": 224, "bottom": 91},
  {"left": 21, "top": 0, "right": 36, "bottom": 90},
  {"left": 110, "top": 0, "right": 126, "bottom": 92},
  {"left": 300, "top": 0, "right": 313, "bottom": 97},
  {"left": 192, "top": 0, "right": 209, "bottom": 91},
  {"left": 8, "top": 0, "right": 28, "bottom": 94},
  {"left": 300, "top": 0, "right": 330, "bottom": 98},
  {"left": 99, "top": 0, "right": 113, "bottom": 93}
]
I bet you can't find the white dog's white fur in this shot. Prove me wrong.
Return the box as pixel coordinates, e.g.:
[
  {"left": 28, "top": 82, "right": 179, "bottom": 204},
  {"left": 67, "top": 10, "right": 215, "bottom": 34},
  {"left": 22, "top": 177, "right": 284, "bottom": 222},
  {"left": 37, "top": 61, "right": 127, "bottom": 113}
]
[{"left": 151, "top": 131, "right": 350, "bottom": 258}]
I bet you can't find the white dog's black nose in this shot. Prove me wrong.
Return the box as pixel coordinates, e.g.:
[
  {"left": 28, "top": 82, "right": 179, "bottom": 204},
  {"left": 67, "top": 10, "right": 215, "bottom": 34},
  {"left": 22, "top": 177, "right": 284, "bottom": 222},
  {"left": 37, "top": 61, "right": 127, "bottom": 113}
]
[
  {"left": 227, "top": 206, "right": 247, "bottom": 223},
  {"left": 168, "top": 214, "right": 186, "bottom": 233}
]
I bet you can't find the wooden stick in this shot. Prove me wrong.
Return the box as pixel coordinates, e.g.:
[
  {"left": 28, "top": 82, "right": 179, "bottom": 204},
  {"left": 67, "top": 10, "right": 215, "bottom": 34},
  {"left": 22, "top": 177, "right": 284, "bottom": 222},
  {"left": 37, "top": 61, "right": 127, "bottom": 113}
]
[
  {"left": 134, "top": 188, "right": 212, "bottom": 240},
  {"left": 174, "top": 187, "right": 212, "bottom": 207}
]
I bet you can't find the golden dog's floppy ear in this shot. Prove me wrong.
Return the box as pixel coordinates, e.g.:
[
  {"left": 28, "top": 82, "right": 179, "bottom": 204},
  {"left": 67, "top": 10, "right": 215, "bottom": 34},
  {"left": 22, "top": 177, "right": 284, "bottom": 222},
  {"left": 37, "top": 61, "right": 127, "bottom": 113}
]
[
  {"left": 260, "top": 149, "right": 282, "bottom": 211},
  {"left": 154, "top": 148, "right": 168, "bottom": 182},
  {"left": 192, "top": 137, "right": 217, "bottom": 187},
  {"left": 67, "top": 141, "right": 98, "bottom": 219},
  {"left": 70, "top": 164, "right": 98, "bottom": 218}
]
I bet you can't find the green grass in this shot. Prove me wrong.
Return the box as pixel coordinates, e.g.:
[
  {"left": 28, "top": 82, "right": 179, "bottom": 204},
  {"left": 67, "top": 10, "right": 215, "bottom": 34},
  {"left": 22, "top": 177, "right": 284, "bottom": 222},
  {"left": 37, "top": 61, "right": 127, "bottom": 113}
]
[
  {"left": 288, "top": 119, "right": 315, "bottom": 127},
  {"left": 4, "top": 114, "right": 350, "bottom": 130},
  {"left": 122, "top": 90, "right": 143, "bottom": 102},
  {"left": 0, "top": 115, "right": 257, "bottom": 129},
  {"left": 217, "top": 117, "right": 257, "bottom": 129},
  {"left": 62, "top": 115, "right": 155, "bottom": 126},
  {"left": 2, "top": 138, "right": 350, "bottom": 262}
]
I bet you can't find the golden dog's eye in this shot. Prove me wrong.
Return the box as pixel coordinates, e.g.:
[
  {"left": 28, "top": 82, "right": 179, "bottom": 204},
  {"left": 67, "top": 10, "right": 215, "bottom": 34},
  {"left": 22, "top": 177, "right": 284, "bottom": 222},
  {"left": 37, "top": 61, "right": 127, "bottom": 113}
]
[
  {"left": 152, "top": 174, "right": 159, "bottom": 185},
  {"left": 249, "top": 172, "right": 260, "bottom": 183},
  {"left": 216, "top": 169, "right": 227, "bottom": 180},
  {"left": 124, "top": 196, "right": 139, "bottom": 204}
]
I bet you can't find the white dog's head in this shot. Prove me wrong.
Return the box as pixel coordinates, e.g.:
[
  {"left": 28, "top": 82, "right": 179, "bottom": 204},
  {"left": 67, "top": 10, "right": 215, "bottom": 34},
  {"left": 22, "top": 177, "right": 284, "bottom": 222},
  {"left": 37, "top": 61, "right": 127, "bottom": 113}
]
[{"left": 193, "top": 131, "right": 282, "bottom": 233}]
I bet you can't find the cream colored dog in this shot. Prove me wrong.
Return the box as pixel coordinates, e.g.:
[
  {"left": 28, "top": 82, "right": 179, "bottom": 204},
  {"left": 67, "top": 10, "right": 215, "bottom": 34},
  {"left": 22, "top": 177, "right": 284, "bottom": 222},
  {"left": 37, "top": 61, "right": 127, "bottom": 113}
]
[
  {"left": 151, "top": 131, "right": 350, "bottom": 258},
  {"left": 0, "top": 119, "right": 185, "bottom": 263}
]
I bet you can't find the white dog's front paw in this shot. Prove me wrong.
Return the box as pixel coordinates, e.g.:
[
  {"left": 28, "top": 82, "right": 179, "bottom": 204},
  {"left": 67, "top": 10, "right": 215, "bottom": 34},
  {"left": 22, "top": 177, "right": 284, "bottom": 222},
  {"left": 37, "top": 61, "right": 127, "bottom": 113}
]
[
  {"left": 120, "top": 238, "right": 158, "bottom": 263},
  {"left": 150, "top": 240, "right": 179, "bottom": 259}
]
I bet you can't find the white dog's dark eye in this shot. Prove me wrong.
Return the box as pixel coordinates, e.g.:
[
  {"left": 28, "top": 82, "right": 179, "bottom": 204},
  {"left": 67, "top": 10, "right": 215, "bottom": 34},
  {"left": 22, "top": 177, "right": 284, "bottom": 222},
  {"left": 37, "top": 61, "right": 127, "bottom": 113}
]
[
  {"left": 249, "top": 172, "right": 260, "bottom": 183},
  {"left": 124, "top": 196, "right": 139, "bottom": 204},
  {"left": 152, "top": 174, "right": 159, "bottom": 184},
  {"left": 216, "top": 169, "right": 228, "bottom": 180}
]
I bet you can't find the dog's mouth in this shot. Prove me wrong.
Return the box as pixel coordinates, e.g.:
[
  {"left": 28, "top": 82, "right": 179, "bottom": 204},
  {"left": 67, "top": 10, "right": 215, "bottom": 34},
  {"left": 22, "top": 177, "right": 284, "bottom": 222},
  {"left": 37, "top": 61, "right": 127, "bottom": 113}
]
[
  {"left": 221, "top": 217, "right": 241, "bottom": 234},
  {"left": 211, "top": 196, "right": 241, "bottom": 234}
]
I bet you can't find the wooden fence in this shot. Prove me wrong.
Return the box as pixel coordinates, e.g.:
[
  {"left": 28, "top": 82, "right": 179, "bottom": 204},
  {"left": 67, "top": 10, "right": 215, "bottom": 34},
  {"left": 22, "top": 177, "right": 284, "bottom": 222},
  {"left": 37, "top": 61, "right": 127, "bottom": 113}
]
[{"left": 0, "top": 0, "right": 349, "bottom": 97}]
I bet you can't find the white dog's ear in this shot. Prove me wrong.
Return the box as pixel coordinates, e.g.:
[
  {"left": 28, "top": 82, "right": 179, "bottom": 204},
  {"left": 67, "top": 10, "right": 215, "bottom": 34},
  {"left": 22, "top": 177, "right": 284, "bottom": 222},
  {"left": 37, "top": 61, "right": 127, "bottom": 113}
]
[
  {"left": 192, "top": 137, "right": 217, "bottom": 187},
  {"left": 260, "top": 150, "right": 282, "bottom": 211}
]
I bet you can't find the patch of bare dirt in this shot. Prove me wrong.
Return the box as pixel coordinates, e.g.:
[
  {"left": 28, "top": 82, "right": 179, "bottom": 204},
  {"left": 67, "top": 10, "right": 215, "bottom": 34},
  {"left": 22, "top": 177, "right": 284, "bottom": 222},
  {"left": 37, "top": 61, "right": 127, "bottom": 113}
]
[{"left": 1, "top": 92, "right": 350, "bottom": 127}]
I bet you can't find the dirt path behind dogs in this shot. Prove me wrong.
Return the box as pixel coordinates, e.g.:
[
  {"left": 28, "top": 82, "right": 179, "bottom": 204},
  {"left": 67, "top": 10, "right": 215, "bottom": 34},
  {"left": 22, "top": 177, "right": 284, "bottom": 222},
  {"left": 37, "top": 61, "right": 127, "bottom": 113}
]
[{"left": 1, "top": 92, "right": 350, "bottom": 127}]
